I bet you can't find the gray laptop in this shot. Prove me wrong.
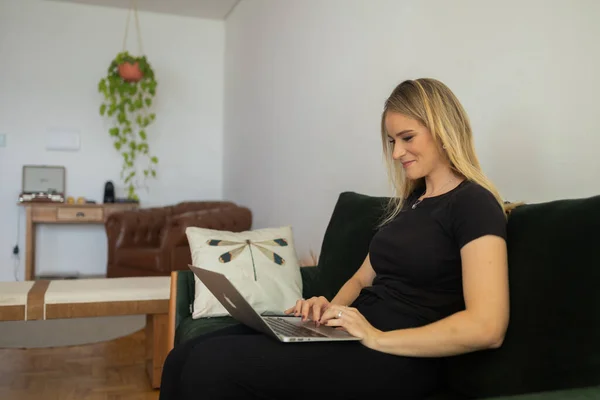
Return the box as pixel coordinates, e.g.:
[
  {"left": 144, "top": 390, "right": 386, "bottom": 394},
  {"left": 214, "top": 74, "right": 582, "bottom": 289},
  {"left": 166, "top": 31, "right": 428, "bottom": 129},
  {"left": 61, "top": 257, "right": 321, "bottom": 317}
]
[{"left": 189, "top": 265, "right": 360, "bottom": 343}]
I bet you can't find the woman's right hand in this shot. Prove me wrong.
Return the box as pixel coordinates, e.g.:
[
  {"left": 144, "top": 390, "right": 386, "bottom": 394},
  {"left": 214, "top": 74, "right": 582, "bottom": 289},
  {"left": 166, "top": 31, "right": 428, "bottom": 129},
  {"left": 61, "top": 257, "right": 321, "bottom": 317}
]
[{"left": 284, "top": 296, "right": 330, "bottom": 324}]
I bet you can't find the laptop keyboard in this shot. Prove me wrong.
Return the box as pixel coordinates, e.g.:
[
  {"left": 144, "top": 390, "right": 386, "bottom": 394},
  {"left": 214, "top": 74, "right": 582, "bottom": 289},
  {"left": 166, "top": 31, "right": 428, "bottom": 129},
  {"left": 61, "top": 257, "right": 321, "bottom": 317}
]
[{"left": 266, "top": 318, "right": 327, "bottom": 338}]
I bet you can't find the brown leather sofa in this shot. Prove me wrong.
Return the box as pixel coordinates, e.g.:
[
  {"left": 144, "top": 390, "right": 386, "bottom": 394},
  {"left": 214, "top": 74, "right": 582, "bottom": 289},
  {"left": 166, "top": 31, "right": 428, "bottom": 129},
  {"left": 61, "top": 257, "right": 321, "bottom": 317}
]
[{"left": 105, "top": 201, "right": 252, "bottom": 277}]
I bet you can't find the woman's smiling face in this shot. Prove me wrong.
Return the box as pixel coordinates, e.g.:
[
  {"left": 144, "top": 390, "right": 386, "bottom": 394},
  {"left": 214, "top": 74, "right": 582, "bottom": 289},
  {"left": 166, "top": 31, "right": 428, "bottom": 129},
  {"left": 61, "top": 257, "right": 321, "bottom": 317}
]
[{"left": 385, "top": 111, "right": 446, "bottom": 181}]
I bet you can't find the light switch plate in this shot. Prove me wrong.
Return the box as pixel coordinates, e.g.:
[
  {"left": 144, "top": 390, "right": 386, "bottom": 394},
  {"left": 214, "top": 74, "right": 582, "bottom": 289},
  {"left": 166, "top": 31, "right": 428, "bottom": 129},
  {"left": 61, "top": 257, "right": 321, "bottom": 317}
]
[{"left": 0, "top": 133, "right": 6, "bottom": 147}]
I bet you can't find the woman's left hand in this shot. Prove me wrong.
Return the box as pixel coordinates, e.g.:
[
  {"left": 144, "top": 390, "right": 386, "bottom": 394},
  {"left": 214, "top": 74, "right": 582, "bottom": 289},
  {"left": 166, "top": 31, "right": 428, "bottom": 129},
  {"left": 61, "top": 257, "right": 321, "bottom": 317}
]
[{"left": 319, "top": 305, "right": 382, "bottom": 350}]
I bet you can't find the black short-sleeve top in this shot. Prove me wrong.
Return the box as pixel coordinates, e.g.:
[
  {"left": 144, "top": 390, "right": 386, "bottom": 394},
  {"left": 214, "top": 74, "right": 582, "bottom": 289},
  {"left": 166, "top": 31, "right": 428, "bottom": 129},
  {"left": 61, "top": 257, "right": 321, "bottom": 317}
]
[{"left": 364, "top": 180, "right": 507, "bottom": 323}]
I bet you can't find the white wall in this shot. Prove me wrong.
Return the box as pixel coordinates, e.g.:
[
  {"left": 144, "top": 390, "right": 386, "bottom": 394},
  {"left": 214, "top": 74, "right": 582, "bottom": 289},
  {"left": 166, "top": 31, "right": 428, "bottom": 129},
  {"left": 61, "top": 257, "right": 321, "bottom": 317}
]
[
  {"left": 0, "top": 0, "right": 225, "bottom": 281},
  {"left": 223, "top": 0, "right": 600, "bottom": 260}
]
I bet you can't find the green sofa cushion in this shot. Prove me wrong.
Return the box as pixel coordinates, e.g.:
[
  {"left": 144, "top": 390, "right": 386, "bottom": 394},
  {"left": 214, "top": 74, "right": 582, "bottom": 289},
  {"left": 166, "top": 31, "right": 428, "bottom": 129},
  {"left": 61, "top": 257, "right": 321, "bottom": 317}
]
[
  {"left": 445, "top": 195, "right": 600, "bottom": 398},
  {"left": 317, "top": 191, "right": 389, "bottom": 300}
]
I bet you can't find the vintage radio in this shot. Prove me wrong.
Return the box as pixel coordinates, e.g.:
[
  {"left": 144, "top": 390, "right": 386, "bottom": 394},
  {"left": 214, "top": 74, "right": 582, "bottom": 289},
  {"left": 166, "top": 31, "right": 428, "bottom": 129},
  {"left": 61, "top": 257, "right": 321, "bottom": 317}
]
[{"left": 18, "top": 165, "right": 66, "bottom": 203}]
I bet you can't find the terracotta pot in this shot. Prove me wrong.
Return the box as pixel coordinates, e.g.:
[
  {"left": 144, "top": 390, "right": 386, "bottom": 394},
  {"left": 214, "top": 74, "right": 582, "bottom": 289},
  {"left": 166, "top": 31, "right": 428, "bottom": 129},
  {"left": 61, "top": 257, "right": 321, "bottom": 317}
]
[{"left": 118, "top": 61, "right": 143, "bottom": 82}]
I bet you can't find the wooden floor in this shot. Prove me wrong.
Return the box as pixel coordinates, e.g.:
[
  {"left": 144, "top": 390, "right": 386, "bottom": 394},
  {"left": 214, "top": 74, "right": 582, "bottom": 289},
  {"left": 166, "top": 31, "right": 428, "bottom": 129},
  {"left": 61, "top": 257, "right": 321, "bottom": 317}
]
[{"left": 0, "top": 329, "right": 159, "bottom": 400}]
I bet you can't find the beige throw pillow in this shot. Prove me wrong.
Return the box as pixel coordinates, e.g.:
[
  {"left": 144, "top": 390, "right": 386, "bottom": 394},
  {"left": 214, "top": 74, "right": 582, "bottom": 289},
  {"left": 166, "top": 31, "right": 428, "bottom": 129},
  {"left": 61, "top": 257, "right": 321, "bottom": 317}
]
[{"left": 186, "top": 225, "right": 303, "bottom": 319}]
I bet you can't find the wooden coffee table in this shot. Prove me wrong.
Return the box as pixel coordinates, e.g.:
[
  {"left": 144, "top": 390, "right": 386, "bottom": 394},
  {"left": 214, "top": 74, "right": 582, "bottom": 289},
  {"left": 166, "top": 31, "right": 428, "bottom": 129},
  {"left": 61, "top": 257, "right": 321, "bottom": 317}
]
[{"left": 0, "top": 276, "right": 170, "bottom": 389}]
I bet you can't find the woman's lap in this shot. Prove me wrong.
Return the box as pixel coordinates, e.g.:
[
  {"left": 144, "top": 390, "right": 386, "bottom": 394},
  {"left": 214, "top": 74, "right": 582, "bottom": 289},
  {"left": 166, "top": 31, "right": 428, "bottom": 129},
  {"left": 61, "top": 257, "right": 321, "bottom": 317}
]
[
  {"left": 176, "top": 327, "right": 439, "bottom": 400},
  {"left": 160, "top": 293, "right": 441, "bottom": 400}
]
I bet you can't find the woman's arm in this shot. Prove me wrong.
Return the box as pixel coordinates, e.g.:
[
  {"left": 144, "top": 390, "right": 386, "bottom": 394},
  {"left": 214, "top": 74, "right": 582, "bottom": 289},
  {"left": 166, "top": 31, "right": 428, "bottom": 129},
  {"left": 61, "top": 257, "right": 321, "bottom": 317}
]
[
  {"left": 370, "top": 235, "right": 509, "bottom": 357},
  {"left": 330, "top": 254, "right": 376, "bottom": 306},
  {"left": 287, "top": 254, "right": 376, "bottom": 322}
]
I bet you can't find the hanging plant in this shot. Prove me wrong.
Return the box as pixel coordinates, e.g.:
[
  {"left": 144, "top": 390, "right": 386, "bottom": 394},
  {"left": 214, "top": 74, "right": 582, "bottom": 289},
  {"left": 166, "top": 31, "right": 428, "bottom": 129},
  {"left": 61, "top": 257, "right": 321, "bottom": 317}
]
[{"left": 97, "top": 1, "right": 157, "bottom": 201}]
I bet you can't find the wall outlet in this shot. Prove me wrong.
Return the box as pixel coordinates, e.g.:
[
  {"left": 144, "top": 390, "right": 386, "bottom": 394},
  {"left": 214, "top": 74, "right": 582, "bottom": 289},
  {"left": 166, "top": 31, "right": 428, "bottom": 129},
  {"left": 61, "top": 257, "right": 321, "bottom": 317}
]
[{"left": 0, "top": 133, "right": 6, "bottom": 147}]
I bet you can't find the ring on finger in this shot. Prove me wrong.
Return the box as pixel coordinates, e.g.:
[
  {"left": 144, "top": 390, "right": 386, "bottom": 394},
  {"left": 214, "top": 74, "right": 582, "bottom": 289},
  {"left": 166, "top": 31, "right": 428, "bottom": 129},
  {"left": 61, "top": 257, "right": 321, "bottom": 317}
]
[{"left": 337, "top": 310, "right": 343, "bottom": 319}]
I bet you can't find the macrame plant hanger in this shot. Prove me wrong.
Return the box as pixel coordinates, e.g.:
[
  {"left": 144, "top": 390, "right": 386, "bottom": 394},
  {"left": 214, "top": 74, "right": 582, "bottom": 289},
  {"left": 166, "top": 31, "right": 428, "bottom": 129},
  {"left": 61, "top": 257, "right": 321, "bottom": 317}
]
[
  {"left": 122, "top": 0, "right": 144, "bottom": 56},
  {"left": 119, "top": 0, "right": 145, "bottom": 82}
]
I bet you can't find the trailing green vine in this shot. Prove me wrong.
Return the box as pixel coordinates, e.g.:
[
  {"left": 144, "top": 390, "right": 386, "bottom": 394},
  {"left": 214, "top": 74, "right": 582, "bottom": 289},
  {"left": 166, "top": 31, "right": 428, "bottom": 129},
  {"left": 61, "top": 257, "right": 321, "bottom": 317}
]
[{"left": 98, "top": 51, "right": 158, "bottom": 200}]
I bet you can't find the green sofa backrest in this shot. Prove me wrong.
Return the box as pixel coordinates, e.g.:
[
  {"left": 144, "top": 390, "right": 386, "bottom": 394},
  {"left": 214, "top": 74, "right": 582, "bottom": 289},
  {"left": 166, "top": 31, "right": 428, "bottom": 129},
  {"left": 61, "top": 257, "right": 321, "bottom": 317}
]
[
  {"left": 446, "top": 194, "right": 600, "bottom": 398},
  {"left": 316, "top": 191, "right": 389, "bottom": 300},
  {"left": 318, "top": 191, "right": 600, "bottom": 398}
]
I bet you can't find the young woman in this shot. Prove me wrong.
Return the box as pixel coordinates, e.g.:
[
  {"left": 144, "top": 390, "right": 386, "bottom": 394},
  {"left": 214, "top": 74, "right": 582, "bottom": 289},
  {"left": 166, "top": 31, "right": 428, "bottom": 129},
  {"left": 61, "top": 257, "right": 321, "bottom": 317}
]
[{"left": 159, "top": 78, "right": 509, "bottom": 400}]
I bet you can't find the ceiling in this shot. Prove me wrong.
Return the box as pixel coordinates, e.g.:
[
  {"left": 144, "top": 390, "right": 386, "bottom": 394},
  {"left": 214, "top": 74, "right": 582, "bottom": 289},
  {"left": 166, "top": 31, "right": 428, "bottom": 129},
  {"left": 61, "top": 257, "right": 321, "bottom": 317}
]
[{"left": 45, "top": 0, "right": 241, "bottom": 20}]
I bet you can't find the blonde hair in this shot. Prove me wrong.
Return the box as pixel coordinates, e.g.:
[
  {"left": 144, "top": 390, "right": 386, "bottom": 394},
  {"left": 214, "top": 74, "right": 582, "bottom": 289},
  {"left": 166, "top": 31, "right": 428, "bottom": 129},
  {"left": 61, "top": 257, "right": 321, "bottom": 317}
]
[{"left": 379, "top": 78, "right": 511, "bottom": 226}]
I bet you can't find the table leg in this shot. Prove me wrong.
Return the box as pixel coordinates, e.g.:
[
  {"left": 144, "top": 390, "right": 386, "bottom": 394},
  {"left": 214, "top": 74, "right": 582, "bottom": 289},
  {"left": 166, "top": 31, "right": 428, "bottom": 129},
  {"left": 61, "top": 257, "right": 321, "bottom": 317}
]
[
  {"left": 146, "top": 313, "right": 168, "bottom": 389},
  {"left": 25, "top": 207, "right": 35, "bottom": 281}
]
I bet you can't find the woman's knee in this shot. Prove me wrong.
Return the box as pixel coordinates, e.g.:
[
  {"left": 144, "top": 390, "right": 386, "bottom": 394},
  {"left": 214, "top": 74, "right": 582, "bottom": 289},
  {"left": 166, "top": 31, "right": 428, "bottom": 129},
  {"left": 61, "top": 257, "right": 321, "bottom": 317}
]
[
  {"left": 179, "top": 338, "right": 249, "bottom": 395},
  {"left": 162, "top": 341, "right": 196, "bottom": 379},
  {"left": 180, "top": 343, "right": 229, "bottom": 380},
  {"left": 163, "top": 347, "right": 181, "bottom": 371},
  {"left": 179, "top": 356, "right": 228, "bottom": 398}
]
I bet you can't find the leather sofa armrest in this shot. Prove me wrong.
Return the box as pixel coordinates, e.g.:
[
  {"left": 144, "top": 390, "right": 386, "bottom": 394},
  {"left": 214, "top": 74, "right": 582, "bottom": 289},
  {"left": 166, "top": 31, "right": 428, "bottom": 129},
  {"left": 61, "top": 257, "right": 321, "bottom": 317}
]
[
  {"left": 105, "top": 211, "right": 126, "bottom": 264},
  {"left": 113, "top": 208, "right": 169, "bottom": 249},
  {"left": 106, "top": 208, "right": 160, "bottom": 258},
  {"left": 105, "top": 210, "right": 125, "bottom": 238},
  {"left": 160, "top": 206, "right": 253, "bottom": 250}
]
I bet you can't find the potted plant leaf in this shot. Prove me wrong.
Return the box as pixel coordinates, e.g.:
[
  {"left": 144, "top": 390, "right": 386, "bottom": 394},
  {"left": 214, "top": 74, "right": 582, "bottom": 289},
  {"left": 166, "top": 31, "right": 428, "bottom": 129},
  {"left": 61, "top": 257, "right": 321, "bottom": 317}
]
[{"left": 98, "top": 51, "right": 158, "bottom": 201}]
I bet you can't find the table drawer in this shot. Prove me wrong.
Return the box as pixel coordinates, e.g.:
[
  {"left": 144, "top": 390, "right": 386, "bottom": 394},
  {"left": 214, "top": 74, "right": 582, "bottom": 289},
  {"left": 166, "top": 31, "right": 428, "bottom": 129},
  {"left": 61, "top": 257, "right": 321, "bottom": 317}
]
[
  {"left": 32, "top": 207, "right": 57, "bottom": 222},
  {"left": 56, "top": 207, "right": 103, "bottom": 222}
]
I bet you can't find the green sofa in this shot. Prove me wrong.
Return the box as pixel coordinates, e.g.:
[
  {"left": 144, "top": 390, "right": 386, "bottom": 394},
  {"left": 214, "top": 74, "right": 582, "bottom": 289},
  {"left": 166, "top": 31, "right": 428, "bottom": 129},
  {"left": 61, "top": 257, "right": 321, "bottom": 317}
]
[{"left": 169, "top": 191, "right": 600, "bottom": 399}]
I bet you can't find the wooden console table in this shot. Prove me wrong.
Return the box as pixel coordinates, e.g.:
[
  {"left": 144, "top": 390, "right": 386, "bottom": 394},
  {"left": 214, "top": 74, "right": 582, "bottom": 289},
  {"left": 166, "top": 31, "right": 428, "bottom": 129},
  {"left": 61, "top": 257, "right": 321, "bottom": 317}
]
[{"left": 19, "top": 202, "right": 138, "bottom": 281}]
